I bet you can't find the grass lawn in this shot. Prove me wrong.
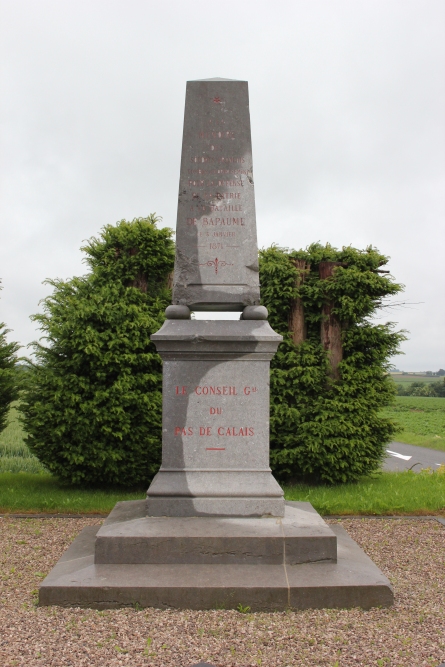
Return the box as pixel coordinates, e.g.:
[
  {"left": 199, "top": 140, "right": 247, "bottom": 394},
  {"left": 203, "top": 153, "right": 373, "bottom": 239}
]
[
  {"left": 382, "top": 396, "right": 445, "bottom": 452},
  {"left": 0, "top": 469, "right": 443, "bottom": 515},
  {"left": 284, "top": 469, "right": 445, "bottom": 516},
  {"left": 0, "top": 472, "right": 145, "bottom": 514}
]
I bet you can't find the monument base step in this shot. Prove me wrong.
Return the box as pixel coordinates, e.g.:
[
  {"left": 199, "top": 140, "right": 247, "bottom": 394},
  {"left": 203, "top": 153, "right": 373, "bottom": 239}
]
[
  {"left": 146, "top": 496, "right": 286, "bottom": 518},
  {"left": 146, "top": 470, "right": 285, "bottom": 517},
  {"left": 95, "top": 500, "right": 337, "bottom": 565},
  {"left": 39, "top": 502, "right": 393, "bottom": 611}
]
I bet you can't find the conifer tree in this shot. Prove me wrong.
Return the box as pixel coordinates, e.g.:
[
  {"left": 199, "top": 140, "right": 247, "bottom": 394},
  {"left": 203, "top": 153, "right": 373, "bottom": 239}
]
[
  {"left": 20, "top": 216, "right": 175, "bottom": 486},
  {"left": 259, "top": 244, "right": 405, "bottom": 484},
  {"left": 0, "top": 283, "right": 20, "bottom": 434}
]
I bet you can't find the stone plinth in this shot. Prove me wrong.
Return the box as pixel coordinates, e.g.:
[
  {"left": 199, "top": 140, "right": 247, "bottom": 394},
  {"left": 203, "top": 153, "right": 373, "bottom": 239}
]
[
  {"left": 173, "top": 79, "right": 260, "bottom": 311},
  {"left": 147, "top": 319, "right": 284, "bottom": 517},
  {"left": 39, "top": 501, "right": 394, "bottom": 611},
  {"left": 95, "top": 501, "right": 337, "bottom": 565}
]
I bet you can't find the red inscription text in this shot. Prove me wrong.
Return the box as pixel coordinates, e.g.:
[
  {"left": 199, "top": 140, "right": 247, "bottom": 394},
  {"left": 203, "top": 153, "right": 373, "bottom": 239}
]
[
  {"left": 217, "top": 427, "right": 254, "bottom": 437},
  {"left": 174, "top": 427, "right": 193, "bottom": 436},
  {"left": 195, "top": 386, "right": 237, "bottom": 396}
]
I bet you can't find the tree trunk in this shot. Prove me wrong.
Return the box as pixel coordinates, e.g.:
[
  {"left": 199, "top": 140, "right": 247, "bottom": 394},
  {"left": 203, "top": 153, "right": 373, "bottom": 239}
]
[
  {"left": 131, "top": 273, "right": 148, "bottom": 293},
  {"left": 289, "top": 260, "right": 310, "bottom": 345},
  {"left": 319, "top": 261, "right": 343, "bottom": 380},
  {"left": 128, "top": 247, "right": 148, "bottom": 293}
]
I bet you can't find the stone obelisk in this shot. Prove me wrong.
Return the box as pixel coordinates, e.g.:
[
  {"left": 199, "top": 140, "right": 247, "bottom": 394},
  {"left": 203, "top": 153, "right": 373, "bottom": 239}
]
[
  {"left": 146, "top": 79, "right": 285, "bottom": 517},
  {"left": 172, "top": 78, "right": 260, "bottom": 311}
]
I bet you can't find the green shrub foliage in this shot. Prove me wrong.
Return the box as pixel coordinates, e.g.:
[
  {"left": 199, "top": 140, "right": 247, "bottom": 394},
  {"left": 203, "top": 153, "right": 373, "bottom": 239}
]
[
  {"left": 259, "top": 244, "right": 406, "bottom": 484},
  {"left": 20, "top": 216, "right": 175, "bottom": 486},
  {"left": 0, "top": 285, "right": 20, "bottom": 433}
]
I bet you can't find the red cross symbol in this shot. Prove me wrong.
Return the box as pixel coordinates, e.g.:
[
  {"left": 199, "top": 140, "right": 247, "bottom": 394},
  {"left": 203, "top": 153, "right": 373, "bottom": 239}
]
[{"left": 212, "top": 96, "right": 222, "bottom": 104}]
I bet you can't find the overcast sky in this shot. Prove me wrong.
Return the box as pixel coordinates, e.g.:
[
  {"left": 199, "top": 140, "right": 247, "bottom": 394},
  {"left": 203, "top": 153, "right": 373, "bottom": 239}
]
[{"left": 1, "top": 0, "right": 444, "bottom": 371}]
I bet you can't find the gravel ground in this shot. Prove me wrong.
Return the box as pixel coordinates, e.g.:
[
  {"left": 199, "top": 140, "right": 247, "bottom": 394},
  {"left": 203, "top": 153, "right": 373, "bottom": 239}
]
[{"left": 0, "top": 516, "right": 444, "bottom": 667}]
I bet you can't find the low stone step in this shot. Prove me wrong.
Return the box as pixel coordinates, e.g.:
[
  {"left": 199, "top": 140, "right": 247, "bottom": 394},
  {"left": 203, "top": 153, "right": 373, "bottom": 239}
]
[
  {"left": 39, "top": 523, "right": 393, "bottom": 611},
  {"left": 94, "top": 500, "right": 337, "bottom": 565}
]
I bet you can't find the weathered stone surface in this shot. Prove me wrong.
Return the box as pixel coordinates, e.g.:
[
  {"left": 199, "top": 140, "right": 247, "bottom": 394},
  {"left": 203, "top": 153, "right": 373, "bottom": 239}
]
[
  {"left": 40, "top": 560, "right": 289, "bottom": 611},
  {"left": 102, "top": 499, "right": 146, "bottom": 527},
  {"left": 242, "top": 305, "right": 268, "bottom": 320},
  {"left": 95, "top": 501, "right": 337, "bottom": 565},
  {"left": 151, "top": 318, "right": 282, "bottom": 352},
  {"left": 147, "top": 320, "right": 284, "bottom": 517},
  {"left": 146, "top": 494, "right": 285, "bottom": 518},
  {"left": 39, "top": 520, "right": 393, "bottom": 611},
  {"left": 172, "top": 78, "right": 260, "bottom": 311},
  {"left": 286, "top": 526, "right": 394, "bottom": 610},
  {"left": 165, "top": 304, "right": 191, "bottom": 319}
]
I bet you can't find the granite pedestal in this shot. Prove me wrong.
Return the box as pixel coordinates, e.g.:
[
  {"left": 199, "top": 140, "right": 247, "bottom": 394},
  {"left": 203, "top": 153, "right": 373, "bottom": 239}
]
[{"left": 146, "top": 319, "right": 285, "bottom": 518}]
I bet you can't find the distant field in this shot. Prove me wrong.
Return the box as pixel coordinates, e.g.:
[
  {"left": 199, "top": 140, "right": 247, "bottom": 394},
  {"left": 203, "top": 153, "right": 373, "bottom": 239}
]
[
  {"left": 390, "top": 374, "right": 444, "bottom": 385},
  {"left": 382, "top": 396, "right": 445, "bottom": 452},
  {"left": 0, "top": 403, "right": 46, "bottom": 474}
]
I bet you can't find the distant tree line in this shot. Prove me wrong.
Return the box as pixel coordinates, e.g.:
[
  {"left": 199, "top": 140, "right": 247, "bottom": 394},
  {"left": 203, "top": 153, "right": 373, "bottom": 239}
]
[
  {"left": 397, "top": 379, "right": 445, "bottom": 397},
  {"left": 399, "top": 369, "right": 445, "bottom": 376}
]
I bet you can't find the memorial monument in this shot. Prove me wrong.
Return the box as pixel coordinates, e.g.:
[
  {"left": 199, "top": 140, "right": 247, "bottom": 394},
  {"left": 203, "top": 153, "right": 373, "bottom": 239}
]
[
  {"left": 146, "top": 78, "right": 284, "bottom": 518},
  {"left": 39, "top": 79, "right": 394, "bottom": 611}
]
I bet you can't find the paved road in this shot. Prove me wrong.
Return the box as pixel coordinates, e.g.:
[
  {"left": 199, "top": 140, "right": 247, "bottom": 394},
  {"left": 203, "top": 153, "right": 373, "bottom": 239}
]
[{"left": 383, "top": 441, "right": 445, "bottom": 472}]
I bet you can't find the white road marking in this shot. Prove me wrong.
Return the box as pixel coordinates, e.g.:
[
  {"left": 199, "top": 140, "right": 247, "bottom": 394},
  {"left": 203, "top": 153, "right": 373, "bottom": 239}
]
[{"left": 386, "top": 449, "right": 412, "bottom": 461}]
